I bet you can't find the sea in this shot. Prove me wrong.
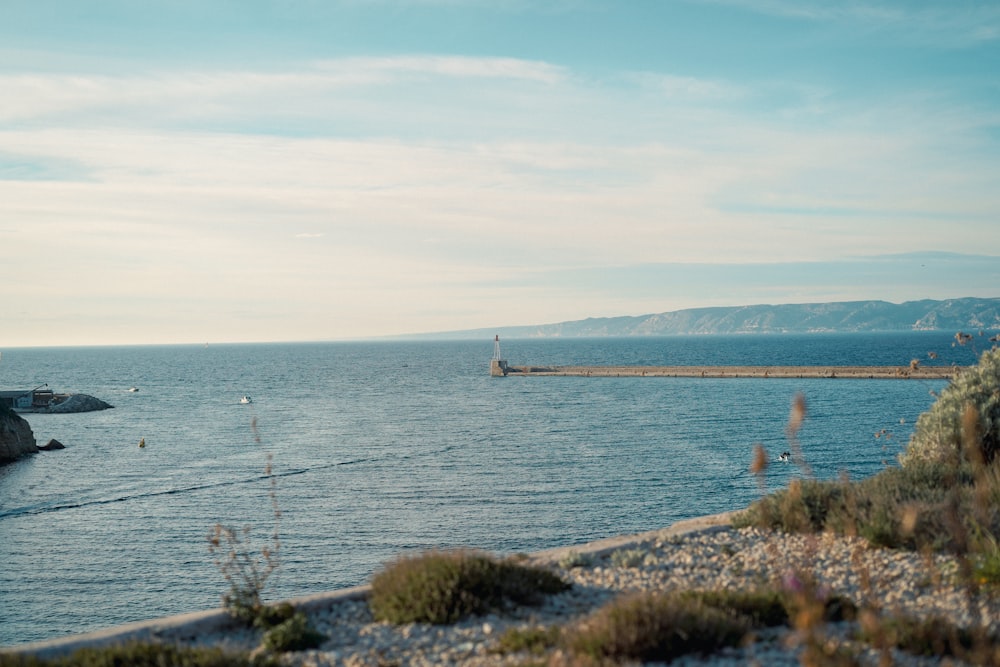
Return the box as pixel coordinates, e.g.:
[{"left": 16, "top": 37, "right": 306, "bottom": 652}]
[{"left": 0, "top": 332, "right": 977, "bottom": 647}]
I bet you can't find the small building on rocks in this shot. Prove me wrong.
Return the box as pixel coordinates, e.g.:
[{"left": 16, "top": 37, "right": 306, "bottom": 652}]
[{"left": 0, "top": 388, "right": 55, "bottom": 411}]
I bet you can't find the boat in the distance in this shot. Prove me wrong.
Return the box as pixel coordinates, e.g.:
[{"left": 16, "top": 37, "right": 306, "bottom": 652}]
[{"left": 239, "top": 395, "right": 253, "bottom": 404}]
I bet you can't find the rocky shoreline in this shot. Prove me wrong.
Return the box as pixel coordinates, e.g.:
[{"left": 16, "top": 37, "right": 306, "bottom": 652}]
[
  {"left": 0, "top": 394, "right": 112, "bottom": 464},
  {"left": 0, "top": 411, "right": 37, "bottom": 463},
  {"left": 5, "top": 512, "right": 996, "bottom": 666}
]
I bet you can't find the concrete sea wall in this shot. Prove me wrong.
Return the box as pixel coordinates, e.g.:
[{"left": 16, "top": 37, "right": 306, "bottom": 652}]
[{"left": 491, "top": 362, "right": 957, "bottom": 380}]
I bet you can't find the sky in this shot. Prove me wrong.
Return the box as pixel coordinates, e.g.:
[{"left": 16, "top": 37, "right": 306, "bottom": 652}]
[{"left": 1, "top": 0, "right": 999, "bottom": 347}]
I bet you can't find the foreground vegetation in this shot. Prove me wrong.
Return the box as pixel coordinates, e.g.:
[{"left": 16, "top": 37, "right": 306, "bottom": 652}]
[
  {"left": 369, "top": 550, "right": 571, "bottom": 625},
  {"left": 736, "top": 346, "right": 1000, "bottom": 564},
  {"left": 0, "top": 643, "right": 276, "bottom": 667}
]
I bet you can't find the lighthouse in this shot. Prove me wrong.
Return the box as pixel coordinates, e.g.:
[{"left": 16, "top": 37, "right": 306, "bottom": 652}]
[{"left": 490, "top": 335, "right": 509, "bottom": 376}]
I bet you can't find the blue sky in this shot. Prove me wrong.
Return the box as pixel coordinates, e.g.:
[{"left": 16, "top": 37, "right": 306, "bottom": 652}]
[{"left": 1, "top": 0, "right": 999, "bottom": 346}]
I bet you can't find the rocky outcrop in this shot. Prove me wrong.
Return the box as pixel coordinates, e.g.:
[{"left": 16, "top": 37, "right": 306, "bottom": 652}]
[
  {"left": 39, "top": 438, "right": 65, "bottom": 451},
  {"left": 0, "top": 411, "right": 38, "bottom": 464},
  {"left": 46, "top": 394, "right": 113, "bottom": 413}
]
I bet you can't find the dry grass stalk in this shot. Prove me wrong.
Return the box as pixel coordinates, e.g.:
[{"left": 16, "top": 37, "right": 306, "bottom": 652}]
[
  {"left": 786, "top": 393, "right": 813, "bottom": 478},
  {"left": 207, "top": 418, "right": 282, "bottom": 625}
]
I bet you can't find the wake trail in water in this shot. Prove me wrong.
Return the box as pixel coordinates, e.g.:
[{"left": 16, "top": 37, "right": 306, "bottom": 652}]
[{"left": 0, "top": 445, "right": 456, "bottom": 520}]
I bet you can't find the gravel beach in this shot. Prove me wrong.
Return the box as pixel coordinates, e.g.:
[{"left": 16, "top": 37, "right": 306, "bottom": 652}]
[
  {"left": 12, "top": 512, "right": 996, "bottom": 666},
  {"left": 273, "top": 525, "right": 994, "bottom": 666}
]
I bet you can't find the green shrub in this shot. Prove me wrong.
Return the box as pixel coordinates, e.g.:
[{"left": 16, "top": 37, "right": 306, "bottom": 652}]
[
  {"left": 857, "top": 613, "right": 999, "bottom": 663},
  {"left": 845, "top": 461, "right": 967, "bottom": 550},
  {"left": 493, "top": 625, "right": 561, "bottom": 656},
  {"left": 562, "top": 592, "right": 751, "bottom": 663},
  {"left": 901, "top": 347, "right": 1000, "bottom": 467},
  {"left": 368, "top": 550, "right": 570, "bottom": 625},
  {"left": 259, "top": 611, "right": 326, "bottom": 653},
  {"left": 557, "top": 550, "right": 593, "bottom": 569},
  {"left": 733, "top": 478, "right": 846, "bottom": 534},
  {"left": 0, "top": 642, "right": 274, "bottom": 667},
  {"left": 678, "top": 589, "right": 790, "bottom": 627},
  {"left": 680, "top": 587, "right": 854, "bottom": 628},
  {"left": 252, "top": 602, "right": 295, "bottom": 630},
  {"left": 972, "top": 535, "right": 1000, "bottom": 587},
  {"left": 733, "top": 459, "right": 1000, "bottom": 554},
  {"left": 609, "top": 547, "right": 647, "bottom": 568}
]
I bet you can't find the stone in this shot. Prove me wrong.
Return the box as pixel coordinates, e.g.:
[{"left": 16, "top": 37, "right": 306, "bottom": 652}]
[
  {"left": 0, "top": 411, "right": 38, "bottom": 463},
  {"left": 46, "top": 394, "right": 113, "bottom": 413},
  {"left": 39, "top": 439, "right": 65, "bottom": 451}
]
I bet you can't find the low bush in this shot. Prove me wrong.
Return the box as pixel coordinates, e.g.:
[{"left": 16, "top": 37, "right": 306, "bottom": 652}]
[
  {"left": 733, "top": 458, "right": 1000, "bottom": 554},
  {"left": 493, "top": 625, "right": 561, "bottom": 656},
  {"left": 857, "top": 612, "right": 1000, "bottom": 664},
  {"left": 678, "top": 589, "right": 790, "bottom": 627},
  {"left": 561, "top": 591, "right": 751, "bottom": 664},
  {"left": 561, "top": 586, "right": 861, "bottom": 665},
  {"left": 260, "top": 611, "right": 326, "bottom": 653},
  {"left": 0, "top": 642, "right": 275, "bottom": 667},
  {"left": 368, "top": 549, "right": 570, "bottom": 625},
  {"left": 252, "top": 602, "right": 295, "bottom": 630},
  {"left": 972, "top": 536, "right": 1000, "bottom": 587},
  {"left": 609, "top": 547, "right": 647, "bottom": 569},
  {"left": 901, "top": 347, "right": 1000, "bottom": 468},
  {"left": 732, "top": 478, "right": 846, "bottom": 535},
  {"left": 557, "top": 550, "right": 592, "bottom": 569}
]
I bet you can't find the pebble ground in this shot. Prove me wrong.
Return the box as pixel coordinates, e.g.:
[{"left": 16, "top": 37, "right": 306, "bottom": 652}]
[{"left": 186, "top": 525, "right": 999, "bottom": 666}]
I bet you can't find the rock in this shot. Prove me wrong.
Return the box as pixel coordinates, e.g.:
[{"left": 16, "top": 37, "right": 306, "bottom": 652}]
[
  {"left": 0, "top": 411, "right": 38, "bottom": 464},
  {"left": 39, "top": 438, "right": 65, "bottom": 451},
  {"left": 46, "top": 394, "right": 113, "bottom": 413}
]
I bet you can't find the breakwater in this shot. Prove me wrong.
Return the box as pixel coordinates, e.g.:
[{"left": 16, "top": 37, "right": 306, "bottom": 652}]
[{"left": 490, "top": 360, "right": 957, "bottom": 379}]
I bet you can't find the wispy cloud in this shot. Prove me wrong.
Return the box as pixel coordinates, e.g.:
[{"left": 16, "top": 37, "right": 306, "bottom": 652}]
[
  {"left": 705, "top": 0, "right": 1000, "bottom": 46},
  {"left": 317, "top": 55, "right": 567, "bottom": 83},
  {"left": 629, "top": 72, "right": 745, "bottom": 103},
  {"left": 0, "top": 56, "right": 567, "bottom": 133}
]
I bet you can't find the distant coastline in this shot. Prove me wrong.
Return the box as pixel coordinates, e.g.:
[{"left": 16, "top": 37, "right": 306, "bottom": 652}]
[{"left": 392, "top": 296, "right": 1000, "bottom": 340}]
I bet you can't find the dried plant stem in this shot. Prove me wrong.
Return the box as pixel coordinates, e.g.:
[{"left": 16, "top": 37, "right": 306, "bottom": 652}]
[{"left": 207, "top": 418, "right": 281, "bottom": 624}]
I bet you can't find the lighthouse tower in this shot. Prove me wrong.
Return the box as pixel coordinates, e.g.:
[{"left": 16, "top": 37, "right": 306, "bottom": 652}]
[{"left": 490, "top": 335, "right": 508, "bottom": 376}]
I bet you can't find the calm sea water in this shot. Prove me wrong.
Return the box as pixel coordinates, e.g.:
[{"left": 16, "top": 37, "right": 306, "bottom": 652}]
[{"left": 0, "top": 333, "right": 972, "bottom": 646}]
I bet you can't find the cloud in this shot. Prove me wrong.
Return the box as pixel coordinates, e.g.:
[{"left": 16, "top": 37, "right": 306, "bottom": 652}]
[
  {"left": 316, "top": 55, "right": 567, "bottom": 84},
  {"left": 628, "top": 72, "right": 745, "bottom": 104},
  {"left": 0, "top": 55, "right": 567, "bottom": 126},
  {"left": 704, "top": 0, "right": 1000, "bottom": 46}
]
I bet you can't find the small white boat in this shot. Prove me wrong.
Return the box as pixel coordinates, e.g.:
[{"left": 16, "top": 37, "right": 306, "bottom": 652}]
[
  {"left": 239, "top": 395, "right": 253, "bottom": 404},
  {"left": 128, "top": 387, "right": 139, "bottom": 392}
]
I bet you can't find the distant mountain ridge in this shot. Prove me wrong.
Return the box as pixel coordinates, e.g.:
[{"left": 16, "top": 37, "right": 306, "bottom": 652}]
[{"left": 411, "top": 297, "right": 1000, "bottom": 339}]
